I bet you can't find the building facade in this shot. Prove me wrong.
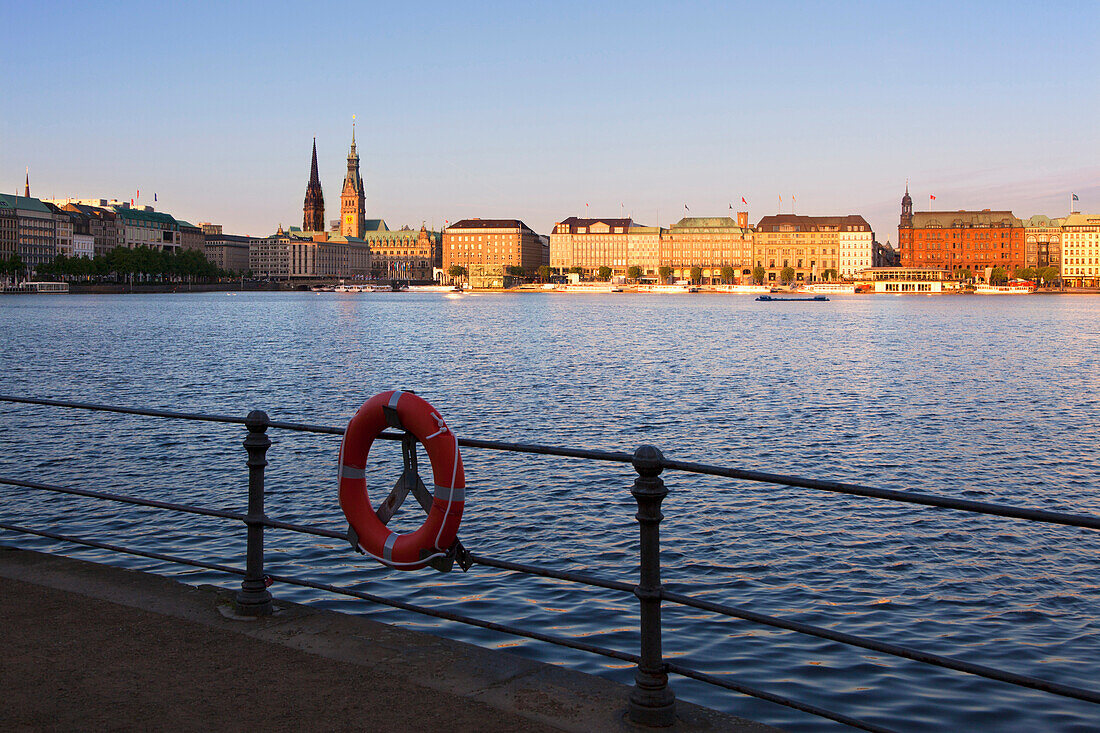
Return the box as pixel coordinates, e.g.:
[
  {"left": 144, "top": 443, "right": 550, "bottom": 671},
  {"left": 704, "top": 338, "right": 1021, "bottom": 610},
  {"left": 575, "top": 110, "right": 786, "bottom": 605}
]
[
  {"left": 444, "top": 219, "right": 544, "bottom": 274},
  {"left": 753, "top": 214, "right": 865, "bottom": 284},
  {"left": 0, "top": 197, "right": 17, "bottom": 265},
  {"left": 205, "top": 233, "right": 255, "bottom": 273},
  {"left": 44, "top": 203, "right": 73, "bottom": 258},
  {"left": 898, "top": 188, "right": 1025, "bottom": 275},
  {"left": 62, "top": 204, "right": 122, "bottom": 256},
  {"left": 1022, "top": 215, "right": 1063, "bottom": 271},
  {"left": 0, "top": 194, "right": 56, "bottom": 276},
  {"left": 550, "top": 217, "right": 632, "bottom": 273},
  {"left": 1061, "top": 213, "right": 1100, "bottom": 287},
  {"left": 112, "top": 205, "right": 181, "bottom": 251},
  {"left": 662, "top": 216, "right": 754, "bottom": 283},
  {"left": 251, "top": 226, "right": 370, "bottom": 280},
  {"left": 361, "top": 220, "right": 440, "bottom": 281}
]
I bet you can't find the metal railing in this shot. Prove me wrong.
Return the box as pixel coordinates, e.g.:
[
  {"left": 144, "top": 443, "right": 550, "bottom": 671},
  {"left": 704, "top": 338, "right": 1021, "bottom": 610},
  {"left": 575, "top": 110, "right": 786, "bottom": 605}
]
[{"left": 1, "top": 394, "right": 1098, "bottom": 733}]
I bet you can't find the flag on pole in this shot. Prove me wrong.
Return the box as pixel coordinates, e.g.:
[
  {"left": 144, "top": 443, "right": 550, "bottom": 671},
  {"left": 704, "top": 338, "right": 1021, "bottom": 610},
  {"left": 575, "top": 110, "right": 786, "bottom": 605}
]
[
  {"left": 154, "top": 193, "right": 157, "bottom": 202},
  {"left": 930, "top": 194, "right": 936, "bottom": 200},
  {"left": 741, "top": 197, "right": 747, "bottom": 205},
  {"left": 1072, "top": 193, "right": 1079, "bottom": 201}
]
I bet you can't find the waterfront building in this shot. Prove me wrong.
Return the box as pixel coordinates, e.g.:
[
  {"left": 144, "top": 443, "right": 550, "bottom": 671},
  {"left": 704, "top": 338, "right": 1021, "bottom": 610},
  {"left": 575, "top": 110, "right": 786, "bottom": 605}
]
[
  {"left": 753, "top": 214, "right": 865, "bottom": 284},
  {"left": 549, "top": 217, "right": 666, "bottom": 277},
  {"left": 198, "top": 222, "right": 223, "bottom": 236},
  {"left": 204, "top": 233, "right": 255, "bottom": 273},
  {"left": 61, "top": 204, "right": 122, "bottom": 256},
  {"left": 69, "top": 211, "right": 95, "bottom": 259},
  {"left": 111, "top": 204, "right": 182, "bottom": 252},
  {"left": 303, "top": 138, "right": 325, "bottom": 233},
  {"left": 361, "top": 220, "right": 440, "bottom": 281},
  {"left": 444, "top": 219, "right": 544, "bottom": 274},
  {"left": 339, "top": 128, "right": 366, "bottom": 238},
  {"left": 662, "top": 215, "right": 753, "bottom": 283},
  {"left": 550, "top": 217, "right": 632, "bottom": 274},
  {"left": 44, "top": 203, "right": 73, "bottom": 258},
  {"left": 897, "top": 187, "right": 1025, "bottom": 276},
  {"left": 1060, "top": 212, "right": 1100, "bottom": 287},
  {"left": 1022, "top": 215, "right": 1063, "bottom": 272},
  {"left": 178, "top": 221, "right": 205, "bottom": 252},
  {"left": 0, "top": 194, "right": 56, "bottom": 276},
  {"left": 251, "top": 225, "right": 370, "bottom": 281},
  {"left": 0, "top": 197, "right": 17, "bottom": 265}
]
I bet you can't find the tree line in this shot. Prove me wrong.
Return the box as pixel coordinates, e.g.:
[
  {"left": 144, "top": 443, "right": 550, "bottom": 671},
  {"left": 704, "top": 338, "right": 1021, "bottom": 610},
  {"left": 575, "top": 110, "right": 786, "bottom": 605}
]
[{"left": 15, "top": 246, "right": 228, "bottom": 283}]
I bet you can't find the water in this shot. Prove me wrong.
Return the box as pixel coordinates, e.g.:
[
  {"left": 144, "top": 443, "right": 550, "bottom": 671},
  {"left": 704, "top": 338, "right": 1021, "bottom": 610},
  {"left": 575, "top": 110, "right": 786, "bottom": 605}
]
[{"left": 1, "top": 291, "right": 1098, "bottom": 731}]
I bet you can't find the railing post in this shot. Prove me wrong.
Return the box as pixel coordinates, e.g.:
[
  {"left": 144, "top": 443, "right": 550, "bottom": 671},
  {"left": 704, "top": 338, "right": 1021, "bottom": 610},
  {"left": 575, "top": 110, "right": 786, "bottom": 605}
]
[
  {"left": 235, "top": 409, "right": 273, "bottom": 616},
  {"left": 628, "top": 444, "right": 676, "bottom": 727}
]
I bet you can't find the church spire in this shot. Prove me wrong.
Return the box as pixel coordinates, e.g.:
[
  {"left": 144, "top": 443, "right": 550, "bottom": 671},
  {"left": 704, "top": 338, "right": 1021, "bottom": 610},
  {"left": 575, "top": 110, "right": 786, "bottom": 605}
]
[
  {"left": 303, "top": 137, "right": 325, "bottom": 232},
  {"left": 24, "top": 167, "right": 29, "bottom": 197}
]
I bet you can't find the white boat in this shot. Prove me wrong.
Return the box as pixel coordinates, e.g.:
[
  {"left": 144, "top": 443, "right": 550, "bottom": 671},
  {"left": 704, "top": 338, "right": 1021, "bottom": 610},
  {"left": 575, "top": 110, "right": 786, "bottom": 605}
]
[
  {"left": 975, "top": 283, "right": 1034, "bottom": 295},
  {"left": 638, "top": 284, "right": 694, "bottom": 294},
  {"left": 715, "top": 284, "right": 770, "bottom": 294},
  {"left": 408, "top": 284, "right": 461, "bottom": 292},
  {"left": 798, "top": 282, "right": 857, "bottom": 294},
  {"left": 557, "top": 284, "right": 617, "bottom": 293}
]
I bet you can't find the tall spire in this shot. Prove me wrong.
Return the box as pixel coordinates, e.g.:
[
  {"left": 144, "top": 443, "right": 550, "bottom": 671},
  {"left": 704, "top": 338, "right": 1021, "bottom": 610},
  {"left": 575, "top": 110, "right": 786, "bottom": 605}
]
[
  {"left": 340, "top": 118, "right": 366, "bottom": 238},
  {"left": 303, "top": 137, "right": 325, "bottom": 232},
  {"left": 24, "top": 167, "right": 29, "bottom": 197}
]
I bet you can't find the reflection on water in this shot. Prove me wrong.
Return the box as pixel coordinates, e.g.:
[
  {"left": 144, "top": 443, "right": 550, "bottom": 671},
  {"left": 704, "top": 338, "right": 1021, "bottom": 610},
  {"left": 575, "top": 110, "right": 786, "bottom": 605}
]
[{"left": 1, "top": 292, "right": 1099, "bottom": 731}]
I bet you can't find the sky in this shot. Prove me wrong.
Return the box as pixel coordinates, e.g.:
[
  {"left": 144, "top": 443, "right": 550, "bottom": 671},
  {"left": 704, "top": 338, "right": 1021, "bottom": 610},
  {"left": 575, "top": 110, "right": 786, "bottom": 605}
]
[{"left": 2, "top": 1, "right": 1097, "bottom": 242}]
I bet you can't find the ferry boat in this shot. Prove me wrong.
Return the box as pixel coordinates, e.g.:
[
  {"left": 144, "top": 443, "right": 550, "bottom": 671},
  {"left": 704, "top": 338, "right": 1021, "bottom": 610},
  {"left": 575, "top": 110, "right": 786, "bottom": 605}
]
[
  {"left": 715, "top": 284, "right": 770, "bottom": 294},
  {"left": 638, "top": 284, "right": 696, "bottom": 294},
  {"left": 557, "top": 284, "right": 618, "bottom": 293},
  {"left": 2, "top": 281, "right": 69, "bottom": 294},
  {"left": 408, "top": 284, "right": 462, "bottom": 293},
  {"left": 756, "top": 294, "right": 829, "bottom": 302},
  {"left": 974, "top": 281, "right": 1035, "bottom": 295},
  {"left": 798, "top": 282, "right": 856, "bottom": 294}
]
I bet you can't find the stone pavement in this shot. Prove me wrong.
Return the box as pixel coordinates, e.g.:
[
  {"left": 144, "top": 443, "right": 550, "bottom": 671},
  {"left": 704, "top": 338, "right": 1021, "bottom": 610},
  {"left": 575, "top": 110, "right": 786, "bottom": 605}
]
[{"left": 0, "top": 547, "right": 778, "bottom": 732}]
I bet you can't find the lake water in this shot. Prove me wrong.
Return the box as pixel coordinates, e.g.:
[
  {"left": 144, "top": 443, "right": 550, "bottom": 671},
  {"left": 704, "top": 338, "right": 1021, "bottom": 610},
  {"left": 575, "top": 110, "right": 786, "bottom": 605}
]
[{"left": 1, "top": 291, "right": 1098, "bottom": 731}]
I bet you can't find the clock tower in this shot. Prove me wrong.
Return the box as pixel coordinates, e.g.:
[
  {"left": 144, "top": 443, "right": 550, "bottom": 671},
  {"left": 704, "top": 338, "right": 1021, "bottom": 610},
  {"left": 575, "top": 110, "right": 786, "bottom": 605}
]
[{"left": 340, "top": 122, "right": 366, "bottom": 238}]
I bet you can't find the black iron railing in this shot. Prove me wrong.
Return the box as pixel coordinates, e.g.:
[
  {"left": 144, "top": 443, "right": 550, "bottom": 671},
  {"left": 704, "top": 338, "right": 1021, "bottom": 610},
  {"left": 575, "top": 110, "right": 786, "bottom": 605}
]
[{"left": 1, "top": 395, "right": 1098, "bottom": 733}]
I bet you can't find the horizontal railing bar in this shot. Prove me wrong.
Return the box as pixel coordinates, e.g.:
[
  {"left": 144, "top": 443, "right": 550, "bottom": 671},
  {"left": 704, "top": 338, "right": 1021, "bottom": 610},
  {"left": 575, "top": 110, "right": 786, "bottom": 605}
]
[
  {"left": 468, "top": 554, "right": 636, "bottom": 594},
  {"left": 7, "top": 472, "right": 1095, "bottom": 706},
  {"left": 4, "top": 395, "right": 1100, "bottom": 529},
  {"left": 0, "top": 523, "right": 882, "bottom": 731},
  {"left": 660, "top": 589, "right": 1100, "bottom": 706},
  {"left": 661, "top": 458, "right": 1100, "bottom": 531},
  {"left": 0, "top": 395, "right": 248, "bottom": 426},
  {"left": 0, "top": 477, "right": 634, "bottom": 595},
  {"left": 665, "top": 662, "right": 894, "bottom": 733}
]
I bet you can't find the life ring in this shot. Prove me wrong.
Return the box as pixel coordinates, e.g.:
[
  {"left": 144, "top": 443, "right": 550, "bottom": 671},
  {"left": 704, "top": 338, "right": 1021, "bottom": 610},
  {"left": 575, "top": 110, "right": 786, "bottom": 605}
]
[{"left": 338, "top": 390, "right": 464, "bottom": 569}]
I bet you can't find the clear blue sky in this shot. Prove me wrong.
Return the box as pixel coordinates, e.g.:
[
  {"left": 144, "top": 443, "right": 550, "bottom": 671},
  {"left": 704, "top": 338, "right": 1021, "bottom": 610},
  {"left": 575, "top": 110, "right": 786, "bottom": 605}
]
[{"left": 2, "top": 1, "right": 1097, "bottom": 241}]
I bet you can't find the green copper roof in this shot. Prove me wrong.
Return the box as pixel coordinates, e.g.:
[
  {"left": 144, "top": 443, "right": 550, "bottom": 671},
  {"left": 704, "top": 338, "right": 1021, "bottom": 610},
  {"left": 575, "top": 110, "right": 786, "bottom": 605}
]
[
  {"left": 0, "top": 193, "right": 51, "bottom": 214},
  {"left": 363, "top": 219, "right": 389, "bottom": 232}
]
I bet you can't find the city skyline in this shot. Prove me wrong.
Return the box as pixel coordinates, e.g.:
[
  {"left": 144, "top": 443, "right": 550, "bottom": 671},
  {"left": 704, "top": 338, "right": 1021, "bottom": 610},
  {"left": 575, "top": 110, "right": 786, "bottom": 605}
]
[{"left": 3, "top": 1, "right": 1097, "bottom": 239}]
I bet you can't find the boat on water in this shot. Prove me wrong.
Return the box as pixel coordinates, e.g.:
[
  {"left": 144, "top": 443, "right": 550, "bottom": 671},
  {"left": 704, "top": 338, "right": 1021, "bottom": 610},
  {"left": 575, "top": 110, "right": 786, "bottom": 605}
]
[
  {"left": 408, "top": 284, "right": 462, "bottom": 293},
  {"left": 798, "top": 282, "right": 856, "bottom": 294},
  {"left": 557, "top": 284, "right": 618, "bottom": 293},
  {"left": 638, "top": 284, "right": 696, "bottom": 294},
  {"left": 974, "top": 281, "right": 1035, "bottom": 295},
  {"left": 2, "top": 281, "right": 69, "bottom": 294},
  {"left": 715, "top": 284, "right": 770, "bottom": 294},
  {"left": 756, "top": 295, "right": 829, "bottom": 302}
]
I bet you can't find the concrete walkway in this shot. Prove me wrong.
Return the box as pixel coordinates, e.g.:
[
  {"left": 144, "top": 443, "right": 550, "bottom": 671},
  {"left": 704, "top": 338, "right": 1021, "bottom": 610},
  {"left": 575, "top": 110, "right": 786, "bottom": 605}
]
[{"left": 0, "top": 547, "right": 777, "bottom": 732}]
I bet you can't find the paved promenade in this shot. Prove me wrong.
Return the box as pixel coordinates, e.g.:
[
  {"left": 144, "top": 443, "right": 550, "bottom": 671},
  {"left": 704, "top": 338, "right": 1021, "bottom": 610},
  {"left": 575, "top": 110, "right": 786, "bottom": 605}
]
[{"left": 0, "top": 547, "right": 777, "bottom": 732}]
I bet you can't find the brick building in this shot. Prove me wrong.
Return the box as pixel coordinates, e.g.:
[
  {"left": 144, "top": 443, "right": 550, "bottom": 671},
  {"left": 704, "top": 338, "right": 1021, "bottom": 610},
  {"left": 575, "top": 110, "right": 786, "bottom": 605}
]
[
  {"left": 897, "top": 187, "right": 1025, "bottom": 276},
  {"left": 444, "top": 219, "right": 544, "bottom": 274}
]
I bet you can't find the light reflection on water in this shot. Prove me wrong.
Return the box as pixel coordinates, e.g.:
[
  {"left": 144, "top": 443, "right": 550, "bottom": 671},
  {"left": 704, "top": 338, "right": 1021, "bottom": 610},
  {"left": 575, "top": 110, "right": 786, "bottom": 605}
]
[{"left": 1, "top": 291, "right": 1099, "bottom": 732}]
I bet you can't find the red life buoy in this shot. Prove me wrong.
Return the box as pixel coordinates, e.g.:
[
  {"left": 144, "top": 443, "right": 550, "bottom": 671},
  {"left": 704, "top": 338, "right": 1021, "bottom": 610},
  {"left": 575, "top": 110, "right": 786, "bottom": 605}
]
[{"left": 338, "top": 391, "right": 464, "bottom": 570}]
